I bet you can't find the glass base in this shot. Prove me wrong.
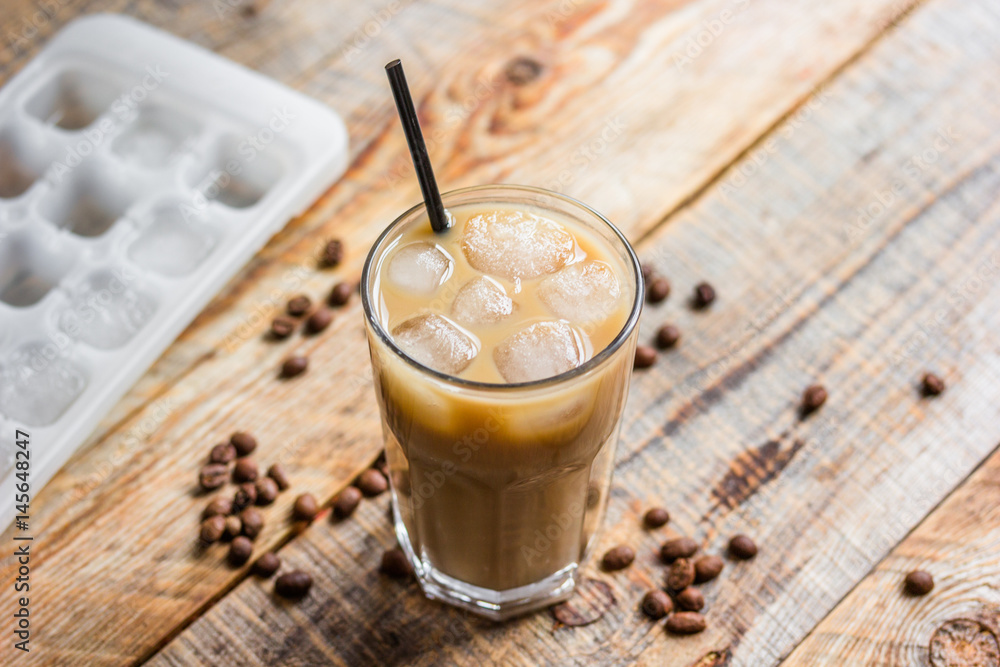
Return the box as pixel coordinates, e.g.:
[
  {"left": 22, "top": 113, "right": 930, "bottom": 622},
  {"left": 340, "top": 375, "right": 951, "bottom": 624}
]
[{"left": 393, "top": 506, "right": 579, "bottom": 621}]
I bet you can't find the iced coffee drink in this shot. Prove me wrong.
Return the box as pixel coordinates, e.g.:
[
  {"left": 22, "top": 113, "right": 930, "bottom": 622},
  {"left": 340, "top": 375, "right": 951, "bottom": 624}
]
[{"left": 361, "top": 185, "right": 642, "bottom": 619}]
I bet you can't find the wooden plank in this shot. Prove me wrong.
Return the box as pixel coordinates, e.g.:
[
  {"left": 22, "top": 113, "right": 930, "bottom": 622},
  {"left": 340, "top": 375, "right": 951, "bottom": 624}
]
[
  {"left": 148, "top": 0, "right": 1000, "bottom": 665},
  {"left": 783, "top": 444, "right": 1000, "bottom": 666}
]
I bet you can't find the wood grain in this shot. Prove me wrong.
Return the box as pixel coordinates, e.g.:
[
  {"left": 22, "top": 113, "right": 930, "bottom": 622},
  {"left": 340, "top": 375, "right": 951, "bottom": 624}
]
[
  {"left": 783, "top": 444, "right": 1000, "bottom": 666},
  {"left": 147, "top": 0, "right": 1000, "bottom": 665}
]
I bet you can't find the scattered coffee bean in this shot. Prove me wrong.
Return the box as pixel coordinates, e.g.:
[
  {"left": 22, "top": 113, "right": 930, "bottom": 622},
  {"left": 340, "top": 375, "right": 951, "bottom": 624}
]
[
  {"left": 233, "top": 483, "right": 257, "bottom": 511},
  {"left": 728, "top": 534, "right": 758, "bottom": 560},
  {"left": 693, "top": 282, "right": 716, "bottom": 308},
  {"left": 676, "top": 587, "right": 705, "bottom": 611},
  {"left": 240, "top": 507, "right": 264, "bottom": 540},
  {"left": 644, "top": 507, "right": 671, "bottom": 529},
  {"left": 660, "top": 537, "right": 698, "bottom": 562},
  {"left": 233, "top": 458, "right": 258, "bottom": 483},
  {"left": 255, "top": 477, "right": 279, "bottom": 505},
  {"left": 801, "top": 384, "right": 828, "bottom": 414},
  {"left": 328, "top": 281, "right": 353, "bottom": 307},
  {"left": 228, "top": 536, "right": 253, "bottom": 566},
  {"left": 199, "top": 515, "right": 226, "bottom": 544},
  {"left": 634, "top": 345, "right": 658, "bottom": 369},
  {"left": 504, "top": 56, "right": 543, "bottom": 85},
  {"left": 356, "top": 469, "right": 388, "bottom": 497},
  {"left": 647, "top": 277, "right": 671, "bottom": 304},
  {"left": 203, "top": 496, "right": 233, "bottom": 519},
  {"left": 640, "top": 590, "right": 673, "bottom": 619},
  {"left": 286, "top": 295, "right": 312, "bottom": 317},
  {"left": 380, "top": 548, "right": 414, "bottom": 578},
  {"left": 601, "top": 545, "right": 636, "bottom": 571},
  {"left": 199, "top": 464, "right": 229, "bottom": 491},
  {"left": 655, "top": 324, "right": 681, "bottom": 350},
  {"left": 208, "top": 443, "right": 236, "bottom": 464},
  {"left": 666, "top": 558, "right": 696, "bottom": 590},
  {"left": 332, "top": 486, "right": 363, "bottom": 520},
  {"left": 921, "top": 373, "right": 945, "bottom": 396},
  {"left": 230, "top": 432, "right": 257, "bottom": 457},
  {"left": 252, "top": 552, "right": 281, "bottom": 578},
  {"left": 223, "top": 515, "right": 242, "bottom": 541},
  {"left": 320, "top": 239, "right": 344, "bottom": 267},
  {"left": 275, "top": 570, "right": 313, "bottom": 598},
  {"left": 292, "top": 493, "right": 319, "bottom": 521},
  {"left": 666, "top": 612, "right": 707, "bottom": 635},
  {"left": 641, "top": 263, "right": 656, "bottom": 283},
  {"left": 305, "top": 309, "right": 333, "bottom": 334},
  {"left": 694, "top": 554, "right": 724, "bottom": 583},
  {"left": 904, "top": 570, "right": 934, "bottom": 596},
  {"left": 281, "top": 355, "right": 309, "bottom": 378},
  {"left": 267, "top": 463, "right": 290, "bottom": 490},
  {"left": 271, "top": 316, "right": 296, "bottom": 339}
]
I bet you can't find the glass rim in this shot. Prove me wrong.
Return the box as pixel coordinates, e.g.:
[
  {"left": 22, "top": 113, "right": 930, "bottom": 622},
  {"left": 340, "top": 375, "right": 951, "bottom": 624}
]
[{"left": 360, "top": 184, "right": 644, "bottom": 392}]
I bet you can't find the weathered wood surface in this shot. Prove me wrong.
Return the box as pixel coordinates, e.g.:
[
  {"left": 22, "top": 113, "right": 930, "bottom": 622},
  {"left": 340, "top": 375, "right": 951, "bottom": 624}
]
[
  {"left": 147, "top": 0, "right": 1000, "bottom": 665},
  {"left": 784, "top": 444, "right": 1000, "bottom": 666},
  {"left": 0, "top": 0, "right": 936, "bottom": 664}
]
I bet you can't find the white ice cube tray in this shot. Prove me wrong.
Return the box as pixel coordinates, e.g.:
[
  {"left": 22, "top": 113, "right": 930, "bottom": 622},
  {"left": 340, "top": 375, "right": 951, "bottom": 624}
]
[{"left": 0, "top": 14, "right": 348, "bottom": 524}]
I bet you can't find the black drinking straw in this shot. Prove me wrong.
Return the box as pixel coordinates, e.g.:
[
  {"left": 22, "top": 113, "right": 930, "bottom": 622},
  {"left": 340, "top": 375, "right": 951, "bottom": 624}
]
[{"left": 385, "top": 59, "right": 451, "bottom": 233}]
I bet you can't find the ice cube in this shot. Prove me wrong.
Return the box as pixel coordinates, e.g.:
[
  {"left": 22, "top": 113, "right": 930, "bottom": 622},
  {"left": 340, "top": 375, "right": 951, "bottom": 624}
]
[
  {"left": 392, "top": 314, "right": 478, "bottom": 375},
  {"left": 493, "top": 321, "right": 583, "bottom": 383},
  {"left": 461, "top": 210, "right": 574, "bottom": 281},
  {"left": 451, "top": 276, "right": 515, "bottom": 327},
  {"left": 538, "top": 260, "right": 621, "bottom": 323},
  {"left": 386, "top": 242, "right": 453, "bottom": 294},
  {"left": 128, "top": 205, "right": 215, "bottom": 277},
  {"left": 0, "top": 342, "right": 87, "bottom": 426},
  {"left": 59, "top": 270, "right": 157, "bottom": 350}
]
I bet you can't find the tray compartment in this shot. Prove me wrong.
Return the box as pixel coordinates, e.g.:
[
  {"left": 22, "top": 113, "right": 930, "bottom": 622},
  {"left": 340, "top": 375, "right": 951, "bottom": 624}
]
[
  {"left": 57, "top": 267, "right": 158, "bottom": 350},
  {"left": 24, "top": 65, "right": 122, "bottom": 131},
  {"left": 0, "top": 225, "right": 78, "bottom": 307},
  {"left": 0, "top": 339, "right": 88, "bottom": 426},
  {"left": 184, "top": 133, "right": 285, "bottom": 209}
]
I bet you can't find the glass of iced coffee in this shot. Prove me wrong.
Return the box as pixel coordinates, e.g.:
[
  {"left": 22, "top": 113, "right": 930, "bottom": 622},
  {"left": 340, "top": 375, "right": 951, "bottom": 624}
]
[{"left": 361, "top": 184, "right": 642, "bottom": 619}]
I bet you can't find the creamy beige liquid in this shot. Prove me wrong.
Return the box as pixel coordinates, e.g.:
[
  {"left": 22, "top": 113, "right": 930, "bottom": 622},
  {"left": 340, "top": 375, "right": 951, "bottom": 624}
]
[{"left": 368, "top": 202, "right": 636, "bottom": 592}]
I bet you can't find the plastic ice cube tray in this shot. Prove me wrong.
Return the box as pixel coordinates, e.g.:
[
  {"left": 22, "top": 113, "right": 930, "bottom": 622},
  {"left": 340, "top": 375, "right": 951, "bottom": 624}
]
[{"left": 0, "top": 14, "right": 348, "bottom": 526}]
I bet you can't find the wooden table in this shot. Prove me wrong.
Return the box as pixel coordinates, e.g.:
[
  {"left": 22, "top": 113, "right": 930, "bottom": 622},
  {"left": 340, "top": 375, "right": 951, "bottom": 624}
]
[{"left": 2, "top": 0, "right": 999, "bottom": 664}]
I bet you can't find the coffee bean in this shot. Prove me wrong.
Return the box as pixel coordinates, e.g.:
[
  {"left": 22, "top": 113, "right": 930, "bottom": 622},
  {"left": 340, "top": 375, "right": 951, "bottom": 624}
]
[
  {"left": 802, "top": 384, "right": 828, "bottom": 413},
  {"left": 230, "top": 432, "right": 257, "bottom": 457},
  {"left": 203, "top": 496, "right": 233, "bottom": 519},
  {"left": 601, "top": 545, "right": 635, "bottom": 571},
  {"left": 233, "top": 483, "right": 257, "bottom": 511},
  {"left": 356, "top": 469, "right": 388, "bottom": 497},
  {"left": 904, "top": 570, "right": 934, "bottom": 596},
  {"left": 281, "top": 356, "right": 309, "bottom": 378},
  {"left": 646, "top": 277, "right": 671, "bottom": 304},
  {"left": 240, "top": 507, "right": 264, "bottom": 539},
  {"left": 275, "top": 570, "right": 313, "bottom": 598},
  {"left": 267, "top": 463, "right": 290, "bottom": 490},
  {"left": 640, "top": 590, "right": 673, "bottom": 619},
  {"left": 504, "top": 56, "right": 543, "bottom": 86},
  {"left": 921, "top": 373, "right": 945, "bottom": 396},
  {"left": 199, "top": 464, "right": 229, "bottom": 491},
  {"left": 320, "top": 239, "right": 343, "bottom": 267},
  {"left": 328, "top": 281, "right": 353, "bottom": 307},
  {"left": 644, "top": 507, "right": 670, "bottom": 529},
  {"left": 228, "top": 536, "right": 253, "bottom": 566},
  {"left": 305, "top": 309, "right": 333, "bottom": 334},
  {"left": 271, "top": 316, "right": 296, "bottom": 339},
  {"left": 693, "top": 282, "right": 716, "bottom": 308},
  {"left": 199, "top": 515, "right": 226, "bottom": 544},
  {"left": 255, "top": 477, "right": 279, "bottom": 505},
  {"left": 634, "top": 345, "right": 658, "bottom": 369},
  {"left": 694, "top": 555, "right": 724, "bottom": 583},
  {"left": 660, "top": 537, "right": 698, "bottom": 562},
  {"left": 293, "top": 493, "right": 319, "bottom": 521},
  {"left": 208, "top": 443, "right": 236, "bottom": 464},
  {"left": 332, "top": 486, "right": 363, "bottom": 520},
  {"left": 676, "top": 587, "right": 705, "bottom": 611},
  {"left": 233, "top": 458, "right": 258, "bottom": 483},
  {"left": 666, "top": 612, "right": 707, "bottom": 635},
  {"left": 666, "top": 558, "right": 696, "bottom": 590},
  {"left": 655, "top": 324, "right": 681, "bottom": 350},
  {"left": 252, "top": 552, "right": 281, "bottom": 578},
  {"left": 223, "top": 515, "right": 242, "bottom": 541},
  {"left": 380, "top": 548, "right": 414, "bottom": 578},
  {"left": 728, "top": 534, "right": 757, "bottom": 560},
  {"left": 641, "top": 263, "right": 656, "bottom": 283},
  {"left": 286, "top": 295, "right": 312, "bottom": 317}
]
